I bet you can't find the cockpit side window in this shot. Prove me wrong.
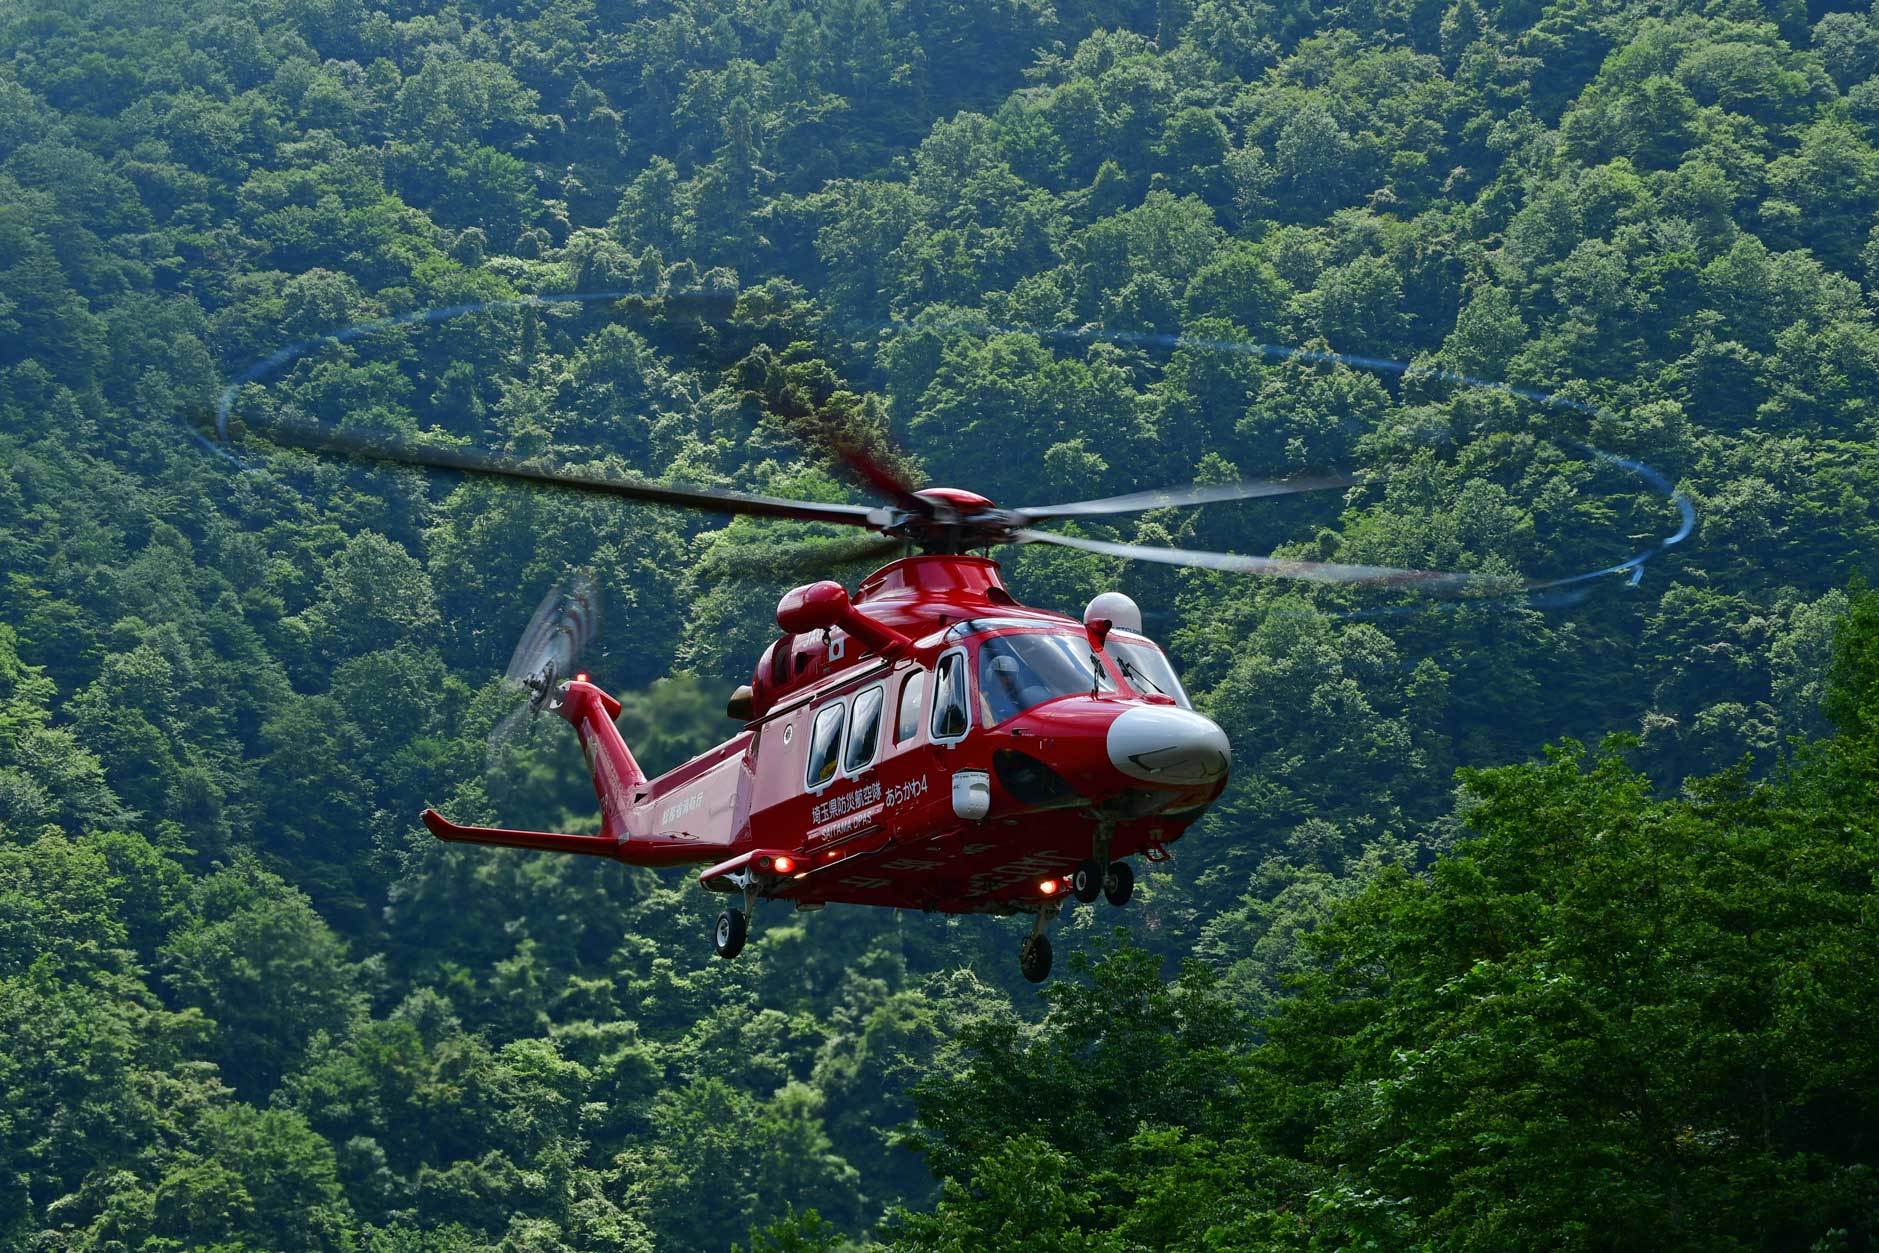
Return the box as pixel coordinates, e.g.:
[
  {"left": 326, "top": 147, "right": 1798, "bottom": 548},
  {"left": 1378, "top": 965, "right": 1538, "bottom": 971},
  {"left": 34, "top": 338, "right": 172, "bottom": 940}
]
[
  {"left": 805, "top": 701, "right": 845, "bottom": 789},
  {"left": 931, "top": 650, "right": 969, "bottom": 742}
]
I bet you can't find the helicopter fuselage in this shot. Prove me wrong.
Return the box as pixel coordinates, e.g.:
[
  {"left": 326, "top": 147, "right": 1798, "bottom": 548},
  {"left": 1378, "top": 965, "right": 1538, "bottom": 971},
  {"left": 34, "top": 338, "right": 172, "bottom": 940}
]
[{"left": 423, "top": 554, "right": 1230, "bottom": 964}]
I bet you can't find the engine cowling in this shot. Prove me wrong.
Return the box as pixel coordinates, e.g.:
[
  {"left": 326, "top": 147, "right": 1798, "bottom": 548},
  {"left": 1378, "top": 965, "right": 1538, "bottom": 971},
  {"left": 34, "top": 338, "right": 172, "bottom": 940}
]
[
  {"left": 776, "top": 581, "right": 851, "bottom": 634},
  {"left": 776, "top": 582, "right": 911, "bottom": 659}
]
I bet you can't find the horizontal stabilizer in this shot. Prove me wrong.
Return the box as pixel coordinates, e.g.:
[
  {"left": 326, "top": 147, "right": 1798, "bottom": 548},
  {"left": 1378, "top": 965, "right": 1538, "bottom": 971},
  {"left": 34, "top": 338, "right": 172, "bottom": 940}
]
[{"left": 422, "top": 808, "right": 622, "bottom": 858}]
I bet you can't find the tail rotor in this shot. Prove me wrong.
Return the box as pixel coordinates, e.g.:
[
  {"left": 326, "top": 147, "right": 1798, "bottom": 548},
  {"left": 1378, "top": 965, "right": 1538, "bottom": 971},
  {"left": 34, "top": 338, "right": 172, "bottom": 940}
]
[{"left": 485, "top": 573, "right": 603, "bottom": 778}]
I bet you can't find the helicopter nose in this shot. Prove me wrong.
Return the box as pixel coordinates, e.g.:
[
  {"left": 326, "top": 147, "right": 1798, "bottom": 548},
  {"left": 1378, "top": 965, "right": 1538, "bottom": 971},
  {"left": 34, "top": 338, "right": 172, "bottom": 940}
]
[{"left": 1106, "top": 705, "right": 1230, "bottom": 787}]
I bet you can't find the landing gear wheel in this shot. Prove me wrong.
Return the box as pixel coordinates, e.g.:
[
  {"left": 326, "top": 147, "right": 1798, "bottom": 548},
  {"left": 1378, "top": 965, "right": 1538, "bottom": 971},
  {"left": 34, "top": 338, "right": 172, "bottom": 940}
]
[
  {"left": 713, "top": 908, "right": 748, "bottom": 959},
  {"left": 1019, "top": 933, "right": 1053, "bottom": 983},
  {"left": 1104, "top": 861, "right": 1135, "bottom": 907},
  {"left": 1072, "top": 858, "right": 1105, "bottom": 903}
]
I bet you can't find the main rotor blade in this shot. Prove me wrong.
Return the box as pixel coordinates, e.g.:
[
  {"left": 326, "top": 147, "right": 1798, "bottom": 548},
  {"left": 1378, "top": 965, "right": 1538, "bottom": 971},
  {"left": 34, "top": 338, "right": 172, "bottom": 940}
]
[
  {"left": 759, "top": 381, "right": 929, "bottom": 515},
  {"left": 1015, "top": 474, "right": 1354, "bottom": 522},
  {"left": 698, "top": 535, "right": 907, "bottom": 582},
  {"left": 1009, "top": 527, "right": 1481, "bottom": 590},
  {"left": 249, "top": 420, "right": 891, "bottom": 530},
  {"left": 826, "top": 431, "right": 930, "bottom": 515}
]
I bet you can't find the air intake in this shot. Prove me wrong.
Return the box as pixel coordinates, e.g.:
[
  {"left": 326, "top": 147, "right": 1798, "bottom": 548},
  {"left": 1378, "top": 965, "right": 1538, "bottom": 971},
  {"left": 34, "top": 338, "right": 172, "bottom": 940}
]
[{"left": 994, "top": 750, "right": 1078, "bottom": 807}]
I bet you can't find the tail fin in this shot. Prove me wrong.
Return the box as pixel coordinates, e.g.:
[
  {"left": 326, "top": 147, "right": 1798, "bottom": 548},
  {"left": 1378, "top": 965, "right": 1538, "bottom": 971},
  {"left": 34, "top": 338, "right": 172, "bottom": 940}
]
[
  {"left": 420, "top": 677, "right": 727, "bottom": 867},
  {"left": 553, "top": 678, "right": 645, "bottom": 840}
]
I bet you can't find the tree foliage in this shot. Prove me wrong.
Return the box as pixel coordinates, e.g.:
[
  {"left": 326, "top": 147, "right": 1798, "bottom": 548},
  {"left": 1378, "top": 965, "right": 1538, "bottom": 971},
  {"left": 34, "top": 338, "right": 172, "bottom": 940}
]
[{"left": 2, "top": 0, "right": 1878, "bottom": 1244}]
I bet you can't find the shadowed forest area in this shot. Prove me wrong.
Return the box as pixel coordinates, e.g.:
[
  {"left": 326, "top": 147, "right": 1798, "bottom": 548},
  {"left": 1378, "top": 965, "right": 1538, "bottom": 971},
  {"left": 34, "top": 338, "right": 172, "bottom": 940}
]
[{"left": 2, "top": 0, "right": 1878, "bottom": 1245}]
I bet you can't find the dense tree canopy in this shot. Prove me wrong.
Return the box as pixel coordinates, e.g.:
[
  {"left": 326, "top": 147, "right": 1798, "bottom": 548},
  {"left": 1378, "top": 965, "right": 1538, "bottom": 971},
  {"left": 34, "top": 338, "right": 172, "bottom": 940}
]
[{"left": 3, "top": 0, "right": 1878, "bottom": 1245}]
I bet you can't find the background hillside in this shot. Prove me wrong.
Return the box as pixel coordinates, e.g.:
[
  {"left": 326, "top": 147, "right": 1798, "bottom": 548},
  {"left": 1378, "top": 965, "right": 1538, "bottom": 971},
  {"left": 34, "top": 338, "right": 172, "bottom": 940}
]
[{"left": 2, "top": 0, "right": 1877, "bottom": 1246}]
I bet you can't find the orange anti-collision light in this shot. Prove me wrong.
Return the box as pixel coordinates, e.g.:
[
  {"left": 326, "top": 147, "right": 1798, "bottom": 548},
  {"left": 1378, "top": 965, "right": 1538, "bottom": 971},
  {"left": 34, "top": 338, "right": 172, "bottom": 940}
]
[
  {"left": 575, "top": 672, "right": 590, "bottom": 682},
  {"left": 774, "top": 856, "right": 795, "bottom": 873},
  {"left": 1039, "top": 879, "right": 1060, "bottom": 896}
]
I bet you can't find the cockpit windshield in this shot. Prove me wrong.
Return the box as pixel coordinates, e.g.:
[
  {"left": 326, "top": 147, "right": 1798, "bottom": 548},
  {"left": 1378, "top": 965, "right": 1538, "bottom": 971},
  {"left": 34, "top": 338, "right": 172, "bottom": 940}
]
[
  {"left": 977, "top": 632, "right": 1112, "bottom": 725},
  {"left": 1108, "top": 635, "right": 1192, "bottom": 709}
]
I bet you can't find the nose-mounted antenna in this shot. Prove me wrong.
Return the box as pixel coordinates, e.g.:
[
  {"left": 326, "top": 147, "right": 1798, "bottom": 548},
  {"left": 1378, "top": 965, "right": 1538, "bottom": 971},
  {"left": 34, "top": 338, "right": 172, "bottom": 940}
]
[
  {"left": 1083, "top": 592, "right": 1138, "bottom": 697},
  {"left": 1085, "top": 617, "right": 1112, "bottom": 697}
]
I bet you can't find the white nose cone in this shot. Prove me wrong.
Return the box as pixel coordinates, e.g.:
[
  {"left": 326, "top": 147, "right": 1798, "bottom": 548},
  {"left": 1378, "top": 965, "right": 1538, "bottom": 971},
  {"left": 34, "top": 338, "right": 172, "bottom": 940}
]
[{"left": 1107, "top": 706, "right": 1230, "bottom": 785}]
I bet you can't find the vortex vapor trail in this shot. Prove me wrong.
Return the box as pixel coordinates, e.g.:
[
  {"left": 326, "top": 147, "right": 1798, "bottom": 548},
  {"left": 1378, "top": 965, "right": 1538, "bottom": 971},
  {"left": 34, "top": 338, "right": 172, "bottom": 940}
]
[
  {"left": 213, "top": 289, "right": 647, "bottom": 442},
  {"left": 991, "top": 324, "right": 1697, "bottom": 592}
]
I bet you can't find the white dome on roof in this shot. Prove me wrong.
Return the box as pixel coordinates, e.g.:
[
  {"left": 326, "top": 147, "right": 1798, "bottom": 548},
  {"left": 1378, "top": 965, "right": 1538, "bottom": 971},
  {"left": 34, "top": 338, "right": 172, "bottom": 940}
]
[{"left": 1083, "top": 591, "right": 1142, "bottom": 634}]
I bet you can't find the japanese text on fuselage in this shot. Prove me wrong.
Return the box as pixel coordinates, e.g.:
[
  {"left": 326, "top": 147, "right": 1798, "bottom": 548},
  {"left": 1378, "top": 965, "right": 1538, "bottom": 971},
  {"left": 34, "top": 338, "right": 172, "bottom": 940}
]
[{"left": 812, "top": 780, "right": 881, "bottom": 826}]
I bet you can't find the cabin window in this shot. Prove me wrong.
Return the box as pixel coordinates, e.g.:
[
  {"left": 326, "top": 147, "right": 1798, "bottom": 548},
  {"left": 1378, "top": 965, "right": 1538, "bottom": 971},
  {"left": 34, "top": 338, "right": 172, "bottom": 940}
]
[
  {"left": 894, "top": 670, "right": 925, "bottom": 744},
  {"left": 931, "top": 650, "right": 969, "bottom": 742},
  {"left": 844, "top": 685, "right": 884, "bottom": 774},
  {"left": 805, "top": 702, "right": 845, "bottom": 790}
]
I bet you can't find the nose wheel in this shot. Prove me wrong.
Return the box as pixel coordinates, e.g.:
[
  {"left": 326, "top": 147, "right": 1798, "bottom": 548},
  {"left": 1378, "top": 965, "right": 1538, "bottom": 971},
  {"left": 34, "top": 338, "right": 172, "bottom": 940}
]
[
  {"left": 1103, "top": 860, "right": 1134, "bottom": 906},
  {"left": 1075, "top": 857, "right": 1135, "bottom": 907}
]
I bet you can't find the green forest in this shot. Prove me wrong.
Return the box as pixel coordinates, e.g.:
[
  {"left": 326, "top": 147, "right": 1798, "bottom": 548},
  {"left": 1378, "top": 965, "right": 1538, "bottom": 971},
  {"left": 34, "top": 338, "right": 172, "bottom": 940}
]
[{"left": 3, "top": 0, "right": 1879, "bottom": 1244}]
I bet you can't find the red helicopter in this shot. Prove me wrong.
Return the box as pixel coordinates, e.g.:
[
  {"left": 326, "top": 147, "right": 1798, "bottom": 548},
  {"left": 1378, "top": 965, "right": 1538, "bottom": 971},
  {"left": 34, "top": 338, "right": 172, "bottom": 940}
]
[{"left": 259, "top": 421, "right": 1453, "bottom": 980}]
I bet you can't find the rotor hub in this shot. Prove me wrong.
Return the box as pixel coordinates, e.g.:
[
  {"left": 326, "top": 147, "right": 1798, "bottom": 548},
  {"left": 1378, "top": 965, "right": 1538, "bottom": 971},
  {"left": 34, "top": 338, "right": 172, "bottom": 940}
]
[
  {"left": 886, "top": 487, "right": 1025, "bottom": 553},
  {"left": 914, "top": 487, "right": 995, "bottom": 512}
]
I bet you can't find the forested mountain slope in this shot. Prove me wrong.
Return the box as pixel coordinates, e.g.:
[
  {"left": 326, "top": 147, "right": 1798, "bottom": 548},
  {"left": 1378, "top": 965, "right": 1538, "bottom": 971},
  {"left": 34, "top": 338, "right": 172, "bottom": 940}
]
[{"left": 2, "top": 0, "right": 1877, "bottom": 1245}]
